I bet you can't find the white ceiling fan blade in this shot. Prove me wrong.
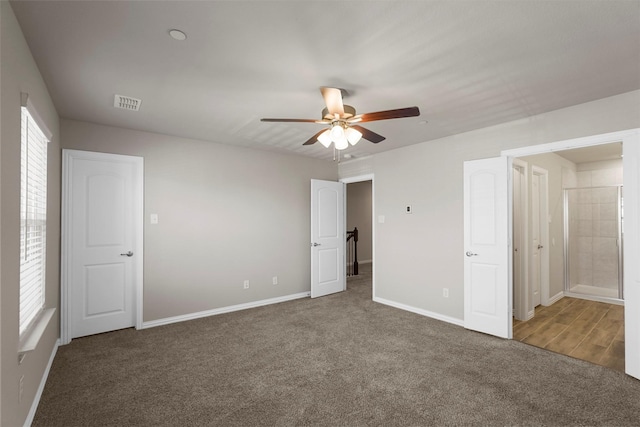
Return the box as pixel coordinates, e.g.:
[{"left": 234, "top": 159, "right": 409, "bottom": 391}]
[{"left": 320, "top": 87, "right": 345, "bottom": 117}]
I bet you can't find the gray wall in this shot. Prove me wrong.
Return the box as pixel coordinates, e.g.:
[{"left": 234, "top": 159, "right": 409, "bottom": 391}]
[
  {"left": 1, "top": 3, "right": 61, "bottom": 425},
  {"left": 61, "top": 119, "right": 338, "bottom": 321},
  {"left": 3, "top": 2, "right": 640, "bottom": 422},
  {"left": 347, "top": 181, "right": 372, "bottom": 263},
  {"left": 343, "top": 90, "right": 640, "bottom": 321}
]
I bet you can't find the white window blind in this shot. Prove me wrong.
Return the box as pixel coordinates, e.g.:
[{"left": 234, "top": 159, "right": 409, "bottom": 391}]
[{"left": 20, "top": 100, "right": 50, "bottom": 336}]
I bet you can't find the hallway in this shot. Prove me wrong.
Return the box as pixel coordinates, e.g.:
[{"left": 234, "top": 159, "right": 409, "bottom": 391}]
[{"left": 513, "top": 297, "right": 624, "bottom": 372}]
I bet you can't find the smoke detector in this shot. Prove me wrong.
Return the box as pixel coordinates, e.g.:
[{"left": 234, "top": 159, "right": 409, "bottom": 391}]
[{"left": 114, "top": 94, "right": 141, "bottom": 111}]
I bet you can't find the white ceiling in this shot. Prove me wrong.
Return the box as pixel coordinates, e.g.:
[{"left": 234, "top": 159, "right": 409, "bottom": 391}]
[
  {"left": 554, "top": 142, "right": 623, "bottom": 164},
  {"left": 10, "top": 0, "right": 640, "bottom": 161}
]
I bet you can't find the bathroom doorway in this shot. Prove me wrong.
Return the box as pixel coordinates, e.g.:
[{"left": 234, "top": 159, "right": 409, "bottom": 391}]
[{"left": 512, "top": 142, "right": 625, "bottom": 371}]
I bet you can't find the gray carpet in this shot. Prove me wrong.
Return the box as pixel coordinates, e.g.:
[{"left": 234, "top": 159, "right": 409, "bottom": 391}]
[{"left": 34, "top": 264, "right": 640, "bottom": 426}]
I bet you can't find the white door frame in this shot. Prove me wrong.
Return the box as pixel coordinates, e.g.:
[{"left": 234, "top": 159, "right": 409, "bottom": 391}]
[
  {"left": 502, "top": 128, "right": 640, "bottom": 380},
  {"left": 340, "top": 174, "right": 374, "bottom": 298},
  {"left": 61, "top": 149, "right": 144, "bottom": 345},
  {"left": 531, "top": 165, "right": 550, "bottom": 309},
  {"left": 512, "top": 159, "right": 529, "bottom": 320}
]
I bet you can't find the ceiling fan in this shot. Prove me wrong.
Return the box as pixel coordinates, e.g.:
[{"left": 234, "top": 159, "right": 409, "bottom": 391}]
[{"left": 261, "top": 87, "right": 420, "bottom": 150}]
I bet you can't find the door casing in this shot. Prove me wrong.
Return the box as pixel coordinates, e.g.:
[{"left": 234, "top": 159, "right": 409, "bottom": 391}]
[
  {"left": 530, "top": 165, "right": 550, "bottom": 311},
  {"left": 512, "top": 159, "right": 529, "bottom": 321},
  {"left": 502, "top": 128, "right": 640, "bottom": 380},
  {"left": 340, "top": 174, "right": 375, "bottom": 298}
]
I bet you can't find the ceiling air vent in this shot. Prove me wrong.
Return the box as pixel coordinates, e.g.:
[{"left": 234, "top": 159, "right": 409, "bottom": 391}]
[{"left": 114, "top": 94, "right": 141, "bottom": 111}]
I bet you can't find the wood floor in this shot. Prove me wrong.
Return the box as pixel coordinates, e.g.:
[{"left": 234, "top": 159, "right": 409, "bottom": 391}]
[{"left": 513, "top": 297, "right": 624, "bottom": 372}]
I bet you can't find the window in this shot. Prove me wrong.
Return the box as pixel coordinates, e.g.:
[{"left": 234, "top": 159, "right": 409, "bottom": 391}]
[{"left": 19, "top": 95, "right": 50, "bottom": 336}]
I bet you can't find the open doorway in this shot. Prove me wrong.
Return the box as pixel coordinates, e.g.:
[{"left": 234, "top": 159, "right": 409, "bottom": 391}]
[
  {"left": 341, "top": 174, "right": 374, "bottom": 296},
  {"left": 346, "top": 180, "right": 372, "bottom": 275},
  {"left": 511, "top": 142, "right": 625, "bottom": 371}
]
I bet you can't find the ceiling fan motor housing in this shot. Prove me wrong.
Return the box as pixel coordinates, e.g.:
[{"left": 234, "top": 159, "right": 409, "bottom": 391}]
[{"left": 322, "top": 105, "right": 356, "bottom": 120}]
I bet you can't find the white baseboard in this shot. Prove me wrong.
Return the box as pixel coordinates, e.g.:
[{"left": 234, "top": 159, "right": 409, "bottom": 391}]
[
  {"left": 141, "top": 292, "right": 311, "bottom": 329},
  {"left": 24, "top": 338, "right": 60, "bottom": 427},
  {"left": 373, "top": 297, "right": 464, "bottom": 327},
  {"left": 563, "top": 291, "right": 624, "bottom": 306},
  {"left": 546, "top": 291, "right": 564, "bottom": 306}
]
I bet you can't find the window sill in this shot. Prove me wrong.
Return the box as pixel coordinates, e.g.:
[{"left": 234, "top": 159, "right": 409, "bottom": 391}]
[{"left": 18, "top": 308, "right": 56, "bottom": 363}]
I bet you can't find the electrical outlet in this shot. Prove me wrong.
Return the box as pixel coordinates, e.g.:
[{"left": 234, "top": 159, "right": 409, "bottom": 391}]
[
  {"left": 272, "top": 276, "right": 278, "bottom": 285},
  {"left": 19, "top": 375, "right": 24, "bottom": 403},
  {"left": 243, "top": 280, "right": 250, "bottom": 289},
  {"left": 443, "top": 288, "right": 449, "bottom": 298}
]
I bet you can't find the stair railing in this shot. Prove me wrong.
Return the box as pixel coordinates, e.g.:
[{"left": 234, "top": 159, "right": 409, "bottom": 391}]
[{"left": 346, "top": 227, "right": 359, "bottom": 276}]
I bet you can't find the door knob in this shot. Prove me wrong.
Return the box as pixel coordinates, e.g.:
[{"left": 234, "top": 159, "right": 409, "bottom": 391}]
[
  {"left": 537, "top": 244, "right": 544, "bottom": 249},
  {"left": 311, "top": 243, "right": 321, "bottom": 247},
  {"left": 465, "top": 251, "right": 478, "bottom": 257},
  {"left": 120, "top": 251, "right": 134, "bottom": 257}
]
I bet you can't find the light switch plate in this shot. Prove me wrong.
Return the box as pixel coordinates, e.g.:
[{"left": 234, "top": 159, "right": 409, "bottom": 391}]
[{"left": 150, "top": 214, "right": 158, "bottom": 224}]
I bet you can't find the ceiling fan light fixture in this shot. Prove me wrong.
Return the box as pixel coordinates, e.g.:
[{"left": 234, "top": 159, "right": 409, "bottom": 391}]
[
  {"left": 330, "top": 124, "right": 345, "bottom": 141},
  {"left": 334, "top": 137, "right": 349, "bottom": 150},
  {"left": 317, "top": 130, "right": 332, "bottom": 148},
  {"left": 329, "top": 124, "right": 349, "bottom": 150},
  {"left": 345, "top": 127, "right": 362, "bottom": 146}
]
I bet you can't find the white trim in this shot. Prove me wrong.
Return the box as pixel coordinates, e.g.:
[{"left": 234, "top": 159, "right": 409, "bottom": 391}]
[
  {"left": 564, "top": 291, "right": 624, "bottom": 306},
  {"left": 133, "top": 157, "right": 145, "bottom": 331},
  {"left": 61, "top": 150, "right": 144, "bottom": 345},
  {"left": 623, "top": 132, "right": 640, "bottom": 379},
  {"left": 18, "top": 308, "right": 56, "bottom": 355},
  {"left": 512, "top": 159, "right": 529, "bottom": 321},
  {"left": 141, "top": 292, "right": 310, "bottom": 329},
  {"left": 501, "top": 129, "right": 637, "bottom": 158},
  {"left": 24, "top": 339, "right": 60, "bottom": 427},
  {"left": 340, "top": 174, "right": 375, "bottom": 299},
  {"left": 546, "top": 291, "right": 565, "bottom": 306},
  {"left": 531, "top": 165, "right": 550, "bottom": 307},
  {"left": 340, "top": 173, "right": 374, "bottom": 184},
  {"left": 374, "top": 297, "right": 465, "bottom": 327},
  {"left": 502, "top": 128, "right": 640, "bottom": 380},
  {"left": 20, "top": 92, "right": 53, "bottom": 141}
]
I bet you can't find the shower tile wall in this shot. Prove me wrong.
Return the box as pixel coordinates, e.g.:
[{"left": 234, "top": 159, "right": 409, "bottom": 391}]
[{"left": 569, "top": 161, "right": 622, "bottom": 293}]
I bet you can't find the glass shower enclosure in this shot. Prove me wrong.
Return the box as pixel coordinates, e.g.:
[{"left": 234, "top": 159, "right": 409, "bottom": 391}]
[{"left": 564, "top": 186, "right": 623, "bottom": 302}]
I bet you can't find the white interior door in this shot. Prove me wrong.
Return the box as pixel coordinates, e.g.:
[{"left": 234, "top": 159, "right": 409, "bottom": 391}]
[
  {"left": 531, "top": 172, "right": 542, "bottom": 308},
  {"left": 62, "top": 150, "right": 143, "bottom": 341},
  {"left": 464, "top": 156, "right": 511, "bottom": 338},
  {"left": 311, "top": 179, "right": 345, "bottom": 298}
]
